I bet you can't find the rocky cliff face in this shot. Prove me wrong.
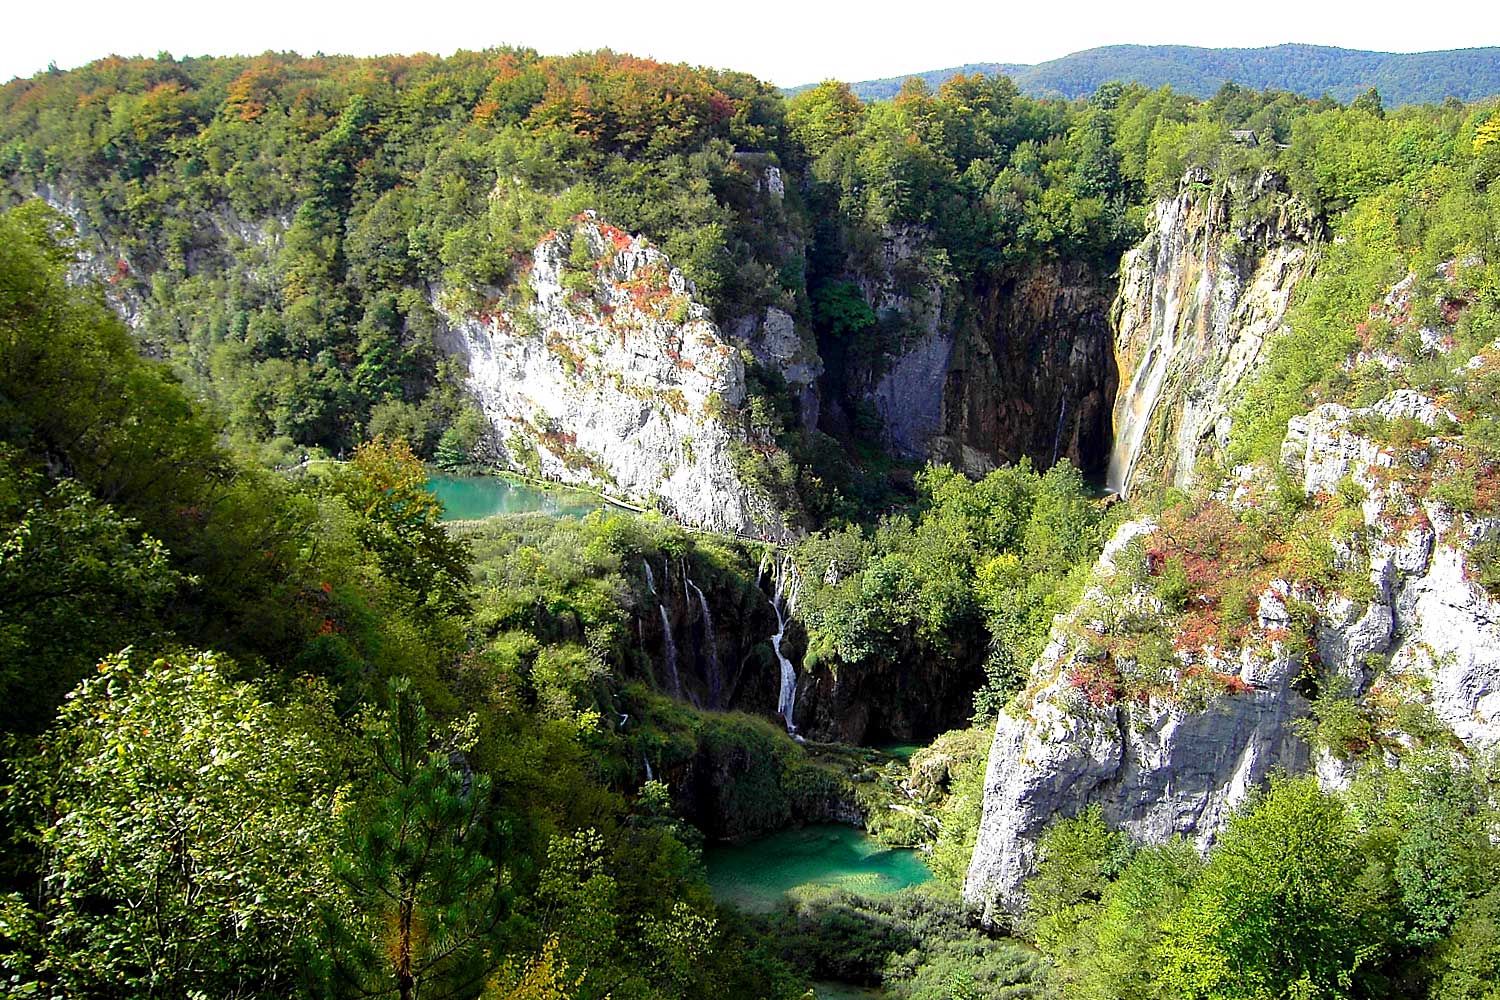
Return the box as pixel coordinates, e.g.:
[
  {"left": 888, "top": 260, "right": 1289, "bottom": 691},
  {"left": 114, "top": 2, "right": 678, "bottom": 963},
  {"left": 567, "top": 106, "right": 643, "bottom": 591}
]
[
  {"left": 841, "top": 226, "right": 1116, "bottom": 476},
  {"left": 965, "top": 381, "right": 1500, "bottom": 918},
  {"left": 1280, "top": 390, "right": 1500, "bottom": 748},
  {"left": 937, "top": 260, "right": 1117, "bottom": 477},
  {"left": 727, "top": 161, "right": 826, "bottom": 432},
  {"left": 798, "top": 641, "right": 986, "bottom": 745},
  {"left": 841, "top": 224, "right": 954, "bottom": 461},
  {"left": 962, "top": 519, "right": 1312, "bottom": 917},
  {"left": 437, "top": 214, "right": 789, "bottom": 540},
  {"left": 1106, "top": 170, "right": 1318, "bottom": 494},
  {"left": 35, "top": 183, "right": 290, "bottom": 347},
  {"left": 733, "top": 304, "right": 825, "bottom": 430}
]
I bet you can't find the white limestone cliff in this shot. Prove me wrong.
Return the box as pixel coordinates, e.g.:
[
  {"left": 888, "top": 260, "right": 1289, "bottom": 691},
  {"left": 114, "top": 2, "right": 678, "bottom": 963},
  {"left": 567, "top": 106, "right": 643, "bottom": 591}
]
[
  {"left": 1107, "top": 170, "right": 1317, "bottom": 494},
  {"left": 436, "top": 214, "right": 789, "bottom": 540},
  {"left": 966, "top": 386, "right": 1500, "bottom": 918}
]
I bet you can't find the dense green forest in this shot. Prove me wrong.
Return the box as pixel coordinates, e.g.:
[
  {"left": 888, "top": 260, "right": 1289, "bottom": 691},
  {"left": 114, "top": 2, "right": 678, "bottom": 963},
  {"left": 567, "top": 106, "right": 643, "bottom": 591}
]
[
  {"left": 0, "top": 202, "right": 839, "bottom": 997},
  {"left": 822, "top": 43, "right": 1500, "bottom": 106},
  {"left": 1021, "top": 766, "right": 1500, "bottom": 999},
  {"left": 5, "top": 46, "right": 1493, "bottom": 508},
  {"left": 3, "top": 44, "right": 1500, "bottom": 1000}
]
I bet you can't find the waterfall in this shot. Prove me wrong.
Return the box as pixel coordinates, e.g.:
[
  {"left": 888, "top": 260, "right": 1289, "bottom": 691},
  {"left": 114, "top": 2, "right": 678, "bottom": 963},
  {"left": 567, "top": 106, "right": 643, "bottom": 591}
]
[
  {"left": 767, "top": 553, "right": 803, "bottom": 736},
  {"left": 658, "top": 603, "right": 682, "bottom": 698},
  {"left": 685, "top": 575, "right": 721, "bottom": 709},
  {"left": 642, "top": 751, "right": 654, "bottom": 782},
  {"left": 1051, "top": 396, "right": 1068, "bottom": 467},
  {"left": 1106, "top": 341, "right": 1171, "bottom": 496},
  {"left": 643, "top": 560, "right": 656, "bottom": 595},
  {"left": 1106, "top": 191, "right": 1196, "bottom": 498}
]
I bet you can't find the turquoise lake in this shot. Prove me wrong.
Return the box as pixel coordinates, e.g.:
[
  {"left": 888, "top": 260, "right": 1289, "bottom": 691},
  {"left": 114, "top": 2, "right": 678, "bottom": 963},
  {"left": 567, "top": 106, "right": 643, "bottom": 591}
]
[
  {"left": 425, "top": 473, "right": 602, "bottom": 521},
  {"left": 705, "top": 824, "right": 931, "bottom": 914}
]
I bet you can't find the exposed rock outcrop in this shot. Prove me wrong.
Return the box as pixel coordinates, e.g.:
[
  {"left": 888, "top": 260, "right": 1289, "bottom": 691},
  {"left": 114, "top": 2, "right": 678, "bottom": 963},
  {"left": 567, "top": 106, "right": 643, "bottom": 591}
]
[
  {"left": 965, "top": 387, "right": 1500, "bottom": 918},
  {"left": 725, "top": 155, "right": 825, "bottom": 433},
  {"left": 734, "top": 304, "right": 824, "bottom": 429},
  {"left": 1107, "top": 170, "right": 1318, "bottom": 494},
  {"left": 1282, "top": 392, "right": 1500, "bottom": 749},
  {"left": 437, "top": 214, "right": 789, "bottom": 540},
  {"left": 937, "top": 260, "right": 1117, "bottom": 476},
  {"left": 844, "top": 224, "right": 954, "bottom": 461},
  {"left": 798, "top": 644, "right": 987, "bottom": 745},
  {"left": 837, "top": 225, "right": 1116, "bottom": 476},
  {"left": 962, "top": 519, "right": 1312, "bottom": 917},
  {"left": 33, "top": 182, "right": 290, "bottom": 344}
]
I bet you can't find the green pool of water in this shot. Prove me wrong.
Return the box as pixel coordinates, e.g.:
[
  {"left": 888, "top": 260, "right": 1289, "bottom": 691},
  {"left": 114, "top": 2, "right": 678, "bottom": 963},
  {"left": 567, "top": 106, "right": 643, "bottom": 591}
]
[
  {"left": 874, "top": 742, "right": 923, "bottom": 761},
  {"left": 705, "top": 824, "right": 931, "bottom": 913},
  {"left": 425, "top": 474, "right": 601, "bottom": 521}
]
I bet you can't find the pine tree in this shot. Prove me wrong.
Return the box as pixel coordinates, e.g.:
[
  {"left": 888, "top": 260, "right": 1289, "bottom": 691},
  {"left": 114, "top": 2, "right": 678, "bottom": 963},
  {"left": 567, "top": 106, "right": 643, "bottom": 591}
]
[{"left": 313, "top": 679, "right": 510, "bottom": 1000}]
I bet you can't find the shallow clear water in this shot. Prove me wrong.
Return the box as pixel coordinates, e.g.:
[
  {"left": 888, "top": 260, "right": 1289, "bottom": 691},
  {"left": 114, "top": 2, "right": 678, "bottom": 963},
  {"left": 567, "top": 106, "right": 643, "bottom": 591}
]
[
  {"left": 705, "top": 824, "right": 931, "bottom": 913},
  {"left": 425, "top": 474, "right": 601, "bottom": 521}
]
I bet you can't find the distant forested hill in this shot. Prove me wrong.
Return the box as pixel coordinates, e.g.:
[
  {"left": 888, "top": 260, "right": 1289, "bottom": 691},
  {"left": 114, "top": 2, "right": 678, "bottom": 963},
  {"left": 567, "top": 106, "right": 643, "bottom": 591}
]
[{"left": 808, "top": 43, "right": 1500, "bottom": 106}]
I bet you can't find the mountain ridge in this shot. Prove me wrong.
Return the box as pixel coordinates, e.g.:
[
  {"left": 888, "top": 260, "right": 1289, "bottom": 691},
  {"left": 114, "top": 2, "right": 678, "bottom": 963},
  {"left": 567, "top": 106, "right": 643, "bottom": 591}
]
[{"left": 795, "top": 42, "right": 1500, "bottom": 106}]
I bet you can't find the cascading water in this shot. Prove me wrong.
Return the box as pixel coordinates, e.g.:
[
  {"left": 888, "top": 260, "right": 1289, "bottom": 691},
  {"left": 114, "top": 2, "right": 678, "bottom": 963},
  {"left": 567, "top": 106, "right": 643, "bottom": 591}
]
[
  {"left": 647, "top": 558, "right": 686, "bottom": 698},
  {"left": 658, "top": 602, "right": 682, "bottom": 699},
  {"left": 1106, "top": 193, "right": 1193, "bottom": 496},
  {"left": 685, "top": 575, "right": 721, "bottom": 709},
  {"left": 642, "top": 752, "right": 654, "bottom": 782},
  {"left": 1107, "top": 336, "right": 1176, "bottom": 497},
  {"left": 1107, "top": 186, "right": 1245, "bottom": 497},
  {"left": 766, "top": 553, "right": 803, "bottom": 735}
]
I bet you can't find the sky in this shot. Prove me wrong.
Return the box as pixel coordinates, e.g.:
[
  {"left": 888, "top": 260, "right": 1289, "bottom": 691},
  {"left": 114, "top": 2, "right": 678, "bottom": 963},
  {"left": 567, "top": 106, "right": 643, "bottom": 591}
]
[{"left": 5, "top": 0, "right": 1498, "bottom": 86}]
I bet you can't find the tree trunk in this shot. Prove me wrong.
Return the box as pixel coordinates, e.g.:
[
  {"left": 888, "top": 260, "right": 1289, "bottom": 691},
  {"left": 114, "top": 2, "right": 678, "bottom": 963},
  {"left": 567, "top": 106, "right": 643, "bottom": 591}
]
[{"left": 397, "top": 894, "right": 415, "bottom": 1000}]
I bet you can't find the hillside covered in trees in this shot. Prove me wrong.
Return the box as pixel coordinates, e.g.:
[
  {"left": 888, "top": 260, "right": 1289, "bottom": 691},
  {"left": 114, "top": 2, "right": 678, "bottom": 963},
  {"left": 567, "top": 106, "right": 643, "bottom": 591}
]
[
  {"left": 2, "top": 42, "right": 1500, "bottom": 1000},
  {"left": 821, "top": 43, "right": 1500, "bottom": 106}
]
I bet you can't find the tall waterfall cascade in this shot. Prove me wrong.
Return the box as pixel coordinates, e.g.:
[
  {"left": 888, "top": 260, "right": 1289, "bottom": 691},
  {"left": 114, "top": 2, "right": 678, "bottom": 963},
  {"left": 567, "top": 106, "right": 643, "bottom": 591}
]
[
  {"left": 1105, "top": 339, "right": 1174, "bottom": 496},
  {"left": 763, "top": 551, "right": 804, "bottom": 735},
  {"left": 1104, "top": 190, "right": 1198, "bottom": 496},
  {"left": 657, "top": 602, "right": 682, "bottom": 698},
  {"left": 1051, "top": 397, "right": 1068, "bottom": 467},
  {"left": 1104, "top": 173, "right": 1315, "bottom": 495},
  {"left": 684, "top": 574, "right": 722, "bottom": 709}
]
